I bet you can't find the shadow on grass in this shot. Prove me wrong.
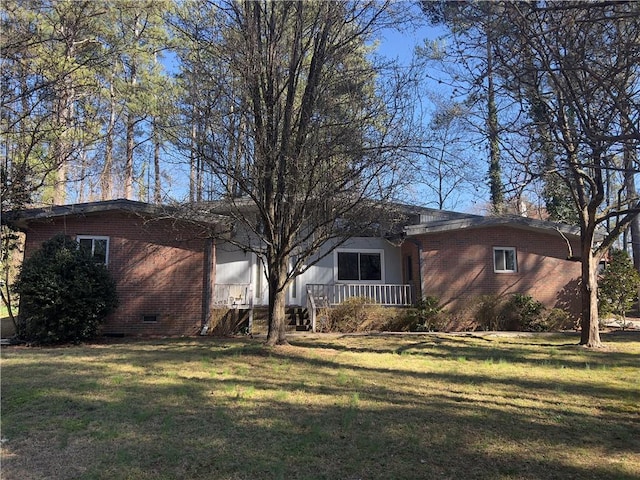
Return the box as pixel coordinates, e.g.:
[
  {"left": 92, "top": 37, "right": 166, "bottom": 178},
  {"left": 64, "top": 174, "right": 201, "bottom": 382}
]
[
  {"left": 289, "top": 331, "right": 640, "bottom": 369},
  {"left": 1, "top": 336, "right": 639, "bottom": 480}
]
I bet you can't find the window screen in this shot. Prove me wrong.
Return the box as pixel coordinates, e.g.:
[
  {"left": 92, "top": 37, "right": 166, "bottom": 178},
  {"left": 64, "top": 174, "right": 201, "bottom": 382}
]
[
  {"left": 494, "top": 247, "right": 517, "bottom": 272},
  {"left": 77, "top": 236, "right": 109, "bottom": 264}
]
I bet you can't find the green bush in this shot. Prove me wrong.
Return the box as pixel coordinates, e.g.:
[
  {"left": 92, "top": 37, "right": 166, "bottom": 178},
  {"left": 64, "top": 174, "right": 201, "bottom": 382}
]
[
  {"left": 502, "top": 293, "right": 546, "bottom": 331},
  {"left": 473, "top": 294, "right": 552, "bottom": 331},
  {"left": 13, "top": 234, "right": 118, "bottom": 344},
  {"left": 598, "top": 248, "right": 640, "bottom": 320},
  {"left": 406, "top": 296, "right": 447, "bottom": 332}
]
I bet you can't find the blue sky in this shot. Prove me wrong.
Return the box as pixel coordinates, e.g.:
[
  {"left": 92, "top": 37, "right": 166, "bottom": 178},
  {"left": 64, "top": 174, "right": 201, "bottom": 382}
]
[
  {"left": 153, "top": 9, "right": 487, "bottom": 214},
  {"left": 375, "top": 21, "right": 489, "bottom": 214}
]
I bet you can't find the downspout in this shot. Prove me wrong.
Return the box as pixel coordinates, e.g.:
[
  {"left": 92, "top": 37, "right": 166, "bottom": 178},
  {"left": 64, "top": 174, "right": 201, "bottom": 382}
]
[
  {"left": 405, "top": 236, "right": 424, "bottom": 304},
  {"left": 200, "top": 238, "right": 214, "bottom": 335}
]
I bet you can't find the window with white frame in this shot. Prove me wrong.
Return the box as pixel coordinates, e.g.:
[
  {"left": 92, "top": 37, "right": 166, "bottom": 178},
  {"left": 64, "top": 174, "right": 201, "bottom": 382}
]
[
  {"left": 77, "top": 236, "right": 110, "bottom": 264},
  {"left": 336, "top": 250, "right": 383, "bottom": 282},
  {"left": 493, "top": 247, "right": 517, "bottom": 273}
]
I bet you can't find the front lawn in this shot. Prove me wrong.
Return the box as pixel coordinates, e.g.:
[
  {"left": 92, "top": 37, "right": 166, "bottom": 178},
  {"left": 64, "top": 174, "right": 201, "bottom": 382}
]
[{"left": 1, "top": 332, "right": 639, "bottom": 479}]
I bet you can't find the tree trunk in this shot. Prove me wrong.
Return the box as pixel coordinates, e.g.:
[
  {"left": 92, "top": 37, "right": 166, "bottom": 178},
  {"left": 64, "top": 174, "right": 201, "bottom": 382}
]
[
  {"left": 124, "top": 52, "right": 137, "bottom": 200},
  {"left": 54, "top": 162, "right": 67, "bottom": 204},
  {"left": 100, "top": 80, "right": 116, "bottom": 200},
  {"left": 486, "top": 22, "right": 503, "bottom": 214},
  {"left": 53, "top": 80, "right": 73, "bottom": 204},
  {"left": 153, "top": 120, "right": 161, "bottom": 204},
  {"left": 124, "top": 112, "right": 135, "bottom": 199},
  {"left": 626, "top": 181, "right": 640, "bottom": 284},
  {"left": 265, "top": 256, "right": 289, "bottom": 346},
  {"left": 190, "top": 120, "right": 197, "bottom": 203},
  {"left": 53, "top": 36, "right": 77, "bottom": 205},
  {"left": 580, "top": 235, "right": 602, "bottom": 347},
  {"left": 623, "top": 99, "right": 640, "bottom": 271},
  {"left": 189, "top": 119, "right": 204, "bottom": 202}
]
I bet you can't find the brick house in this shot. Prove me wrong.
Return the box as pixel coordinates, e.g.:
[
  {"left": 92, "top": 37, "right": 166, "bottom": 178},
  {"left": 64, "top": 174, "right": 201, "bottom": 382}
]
[
  {"left": 8, "top": 200, "right": 225, "bottom": 336},
  {"left": 401, "top": 214, "right": 582, "bottom": 325},
  {"left": 7, "top": 199, "right": 583, "bottom": 335}
]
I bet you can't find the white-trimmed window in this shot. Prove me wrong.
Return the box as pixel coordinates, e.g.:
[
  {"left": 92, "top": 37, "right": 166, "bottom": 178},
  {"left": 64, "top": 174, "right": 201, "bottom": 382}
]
[
  {"left": 77, "top": 236, "right": 110, "bottom": 264},
  {"left": 493, "top": 247, "right": 517, "bottom": 273},
  {"left": 336, "top": 249, "right": 383, "bottom": 282}
]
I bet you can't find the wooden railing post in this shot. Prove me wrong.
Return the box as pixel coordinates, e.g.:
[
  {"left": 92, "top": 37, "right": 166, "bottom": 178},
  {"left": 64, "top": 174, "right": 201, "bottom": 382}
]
[{"left": 307, "top": 287, "right": 317, "bottom": 333}]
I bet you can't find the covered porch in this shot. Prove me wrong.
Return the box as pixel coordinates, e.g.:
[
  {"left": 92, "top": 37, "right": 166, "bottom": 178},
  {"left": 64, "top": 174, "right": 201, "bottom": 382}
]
[{"left": 211, "top": 282, "right": 414, "bottom": 333}]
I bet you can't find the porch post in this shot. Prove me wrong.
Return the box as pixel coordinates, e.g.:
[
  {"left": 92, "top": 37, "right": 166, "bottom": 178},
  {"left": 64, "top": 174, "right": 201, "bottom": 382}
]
[
  {"left": 248, "top": 287, "right": 254, "bottom": 334},
  {"left": 307, "top": 289, "right": 317, "bottom": 332}
]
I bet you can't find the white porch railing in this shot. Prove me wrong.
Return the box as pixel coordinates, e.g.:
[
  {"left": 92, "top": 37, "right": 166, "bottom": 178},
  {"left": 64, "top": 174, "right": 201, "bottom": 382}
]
[
  {"left": 306, "top": 283, "right": 413, "bottom": 306},
  {"left": 306, "top": 283, "right": 414, "bottom": 332},
  {"left": 212, "top": 283, "right": 413, "bottom": 333},
  {"left": 212, "top": 283, "right": 253, "bottom": 308}
]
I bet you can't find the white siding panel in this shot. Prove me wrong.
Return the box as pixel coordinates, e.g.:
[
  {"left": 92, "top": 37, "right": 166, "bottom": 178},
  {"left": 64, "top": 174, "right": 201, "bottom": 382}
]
[
  {"left": 215, "top": 237, "right": 404, "bottom": 307},
  {"left": 215, "top": 242, "right": 252, "bottom": 284}
]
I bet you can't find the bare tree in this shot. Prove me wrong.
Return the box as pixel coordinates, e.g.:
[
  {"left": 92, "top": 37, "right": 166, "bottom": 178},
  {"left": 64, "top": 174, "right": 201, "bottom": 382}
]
[
  {"left": 1, "top": 0, "right": 112, "bottom": 323},
  {"left": 421, "top": 1, "right": 512, "bottom": 213},
  {"left": 172, "top": 0, "right": 417, "bottom": 345},
  {"left": 1, "top": 0, "right": 108, "bottom": 206},
  {"left": 495, "top": 1, "right": 640, "bottom": 347},
  {"left": 416, "top": 99, "right": 482, "bottom": 209}
]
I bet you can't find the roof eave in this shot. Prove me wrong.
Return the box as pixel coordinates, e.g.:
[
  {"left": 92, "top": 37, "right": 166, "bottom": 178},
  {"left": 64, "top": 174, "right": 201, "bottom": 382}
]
[
  {"left": 404, "top": 216, "right": 581, "bottom": 240},
  {"left": 4, "top": 199, "right": 228, "bottom": 231}
]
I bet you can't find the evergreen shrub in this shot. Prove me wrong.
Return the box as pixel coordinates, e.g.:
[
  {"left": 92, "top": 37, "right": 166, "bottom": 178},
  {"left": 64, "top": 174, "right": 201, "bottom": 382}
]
[
  {"left": 406, "top": 296, "right": 447, "bottom": 331},
  {"left": 502, "top": 293, "right": 546, "bottom": 331},
  {"left": 473, "top": 293, "right": 556, "bottom": 331},
  {"left": 598, "top": 248, "right": 640, "bottom": 322},
  {"left": 13, "top": 234, "right": 118, "bottom": 344}
]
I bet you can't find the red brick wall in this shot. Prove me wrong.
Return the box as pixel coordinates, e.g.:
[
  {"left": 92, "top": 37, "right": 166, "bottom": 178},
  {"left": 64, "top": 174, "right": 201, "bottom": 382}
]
[
  {"left": 22, "top": 211, "right": 210, "bottom": 336},
  {"left": 402, "top": 226, "right": 581, "bottom": 319}
]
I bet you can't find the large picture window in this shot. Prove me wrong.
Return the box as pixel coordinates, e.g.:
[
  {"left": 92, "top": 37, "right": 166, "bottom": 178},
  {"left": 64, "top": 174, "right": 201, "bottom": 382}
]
[
  {"left": 493, "top": 247, "right": 517, "bottom": 273},
  {"left": 336, "top": 250, "right": 382, "bottom": 282},
  {"left": 77, "top": 236, "right": 109, "bottom": 264}
]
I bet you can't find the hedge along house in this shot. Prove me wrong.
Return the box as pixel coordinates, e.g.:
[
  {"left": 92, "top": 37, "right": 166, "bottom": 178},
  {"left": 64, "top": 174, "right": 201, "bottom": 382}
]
[{"left": 7, "top": 199, "right": 583, "bottom": 336}]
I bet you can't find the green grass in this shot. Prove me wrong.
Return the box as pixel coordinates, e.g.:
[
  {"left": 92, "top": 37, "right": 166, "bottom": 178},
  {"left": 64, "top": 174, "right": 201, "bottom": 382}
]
[{"left": 1, "top": 332, "right": 639, "bottom": 479}]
